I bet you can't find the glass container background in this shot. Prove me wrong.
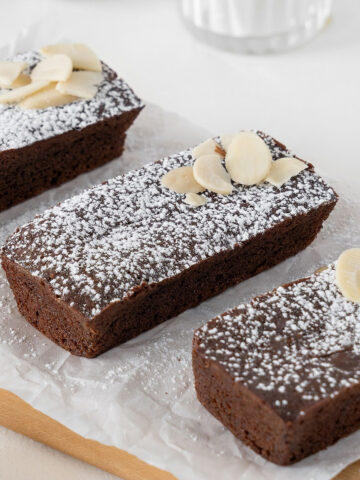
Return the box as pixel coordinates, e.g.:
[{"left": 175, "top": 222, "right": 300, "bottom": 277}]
[{"left": 180, "top": 0, "right": 332, "bottom": 53}]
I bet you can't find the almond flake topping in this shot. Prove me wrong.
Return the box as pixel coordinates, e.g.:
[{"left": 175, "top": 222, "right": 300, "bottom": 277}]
[
  {"left": 336, "top": 248, "right": 360, "bottom": 303},
  {"left": 161, "top": 166, "right": 204, "bottom": 194},
  {"left": 0, "top": 61, "right": 27, "bottom": 88},
  {"left": 193, "top": 154, "right": 233, "bottom": 195},
  {"left": 31, "top": 54, "right": 73, "bottom": 82},
  {"left": 225, "top": 131, "right": 272, "bottom": 185},
  {"left": 266, "top": 157, "right": 307, "bottom": 188}
]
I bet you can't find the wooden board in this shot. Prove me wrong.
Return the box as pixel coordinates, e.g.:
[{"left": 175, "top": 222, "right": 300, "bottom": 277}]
[
  {"left": 0, "top": 388, "right": 358, "bottom": 480},
  {"left": 0, "top": 389, "right": 175, "bottom": 480}
]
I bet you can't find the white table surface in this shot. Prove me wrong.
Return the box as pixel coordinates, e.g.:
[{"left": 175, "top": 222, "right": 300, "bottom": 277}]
[{"left": 1, "top": 0, "right": 360, "bottom": 479}]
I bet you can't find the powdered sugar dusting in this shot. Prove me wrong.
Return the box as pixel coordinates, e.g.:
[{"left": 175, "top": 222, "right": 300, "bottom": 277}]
[
  {"left": 0, "top": 99, "right": 359, "bottom": 480},
  {"left": 2, "top": 133, "right": 336, "bottom": 319},
  {"left": 195, "top": 266, "right": 360, "bottom": 419},
  {"left": 0, "top": 51, "right": 143, "bottom": 151}
]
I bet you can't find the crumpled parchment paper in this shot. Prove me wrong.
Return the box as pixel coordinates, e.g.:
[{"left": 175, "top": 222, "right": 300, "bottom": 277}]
[{"left": 0, "top": 25, "right": 359, "bottom": 480}]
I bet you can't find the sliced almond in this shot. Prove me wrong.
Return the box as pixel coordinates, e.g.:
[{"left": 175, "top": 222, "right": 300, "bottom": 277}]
[
  {"left": 225, "top": 132, "right": 272, "bottom": 185},
  {"left": 336, "top": 248, "right": 360, "bottom": 303},
  {"left": 0, "top": 61, "right": 27, "bottom": 88},
  {"left": 41, "top": 43, "right": 102, "bottom": 72},
  {"left": 161, "top": 166, "right": 204, "bottom": 194},
  {"left": 220, "top": 133, "right": 236, "bottom": 152},
  {"left": 184, "top": 192, "right": 207, "bottom": 208},
  {"left": 19, "top": 83, "right": 78, "bottom": 109},
  {"left": 56, "top": 71, "right": 102, "bottom": 100},
  {"left": 192, "top": 138, "right": 223, "bottom": 160},
  {"left": 10, "top": 73, "right": 31, "bottom": 88},
  {"left": 266, "top": 157, "right": 307, "bottom": 188},
  {"left": 315, "top": 265, "right": 328, "bottom": 275},
  {"left": 0, "top": 80, "right": 50, "bottom": 104},
  {"left": 31, "top": 54, "right": 72, "bottom": 82},
  {"left": 193, "top": 154, "right": 233, "bottom": 195}
]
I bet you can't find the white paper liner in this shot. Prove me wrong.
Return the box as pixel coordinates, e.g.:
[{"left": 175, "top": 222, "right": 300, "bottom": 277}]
[{"left": 0, "top": 24, "right": 359, "bottom": 480}]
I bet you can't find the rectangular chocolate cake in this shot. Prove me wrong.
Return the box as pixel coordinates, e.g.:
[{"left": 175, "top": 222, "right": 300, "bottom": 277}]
[
  {"left": 193, "top": 266, "right": 360, "bottom": 465},
  {"left": 0, "top": 50, "right": 143, "bottom": 212},
  {"left": 1, "top": 133, "right": 337, "bottom": 357}
]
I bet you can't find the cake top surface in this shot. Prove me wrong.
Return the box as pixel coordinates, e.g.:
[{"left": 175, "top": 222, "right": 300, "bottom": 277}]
[
  {"left": 2, "top": 133, "right": 337, "bottom": 319},
  {"left": 195, "top": 266, "right": 360, "bottom": 421},
  {"left": 0, "top": 51, "right": 143, "bottom": 152}
]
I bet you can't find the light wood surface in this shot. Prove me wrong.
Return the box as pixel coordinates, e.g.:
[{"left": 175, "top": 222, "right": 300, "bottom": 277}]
[
  {"left": 0, "top": 388, "right": 358, "bottom": 480},
  {"left": 0, "top": 389, "right": 175, "bottom": 480}
]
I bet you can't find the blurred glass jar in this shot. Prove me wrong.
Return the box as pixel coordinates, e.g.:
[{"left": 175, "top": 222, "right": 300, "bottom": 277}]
[{"left": 180, "top": 0, "right": 332, "bottom": 53}]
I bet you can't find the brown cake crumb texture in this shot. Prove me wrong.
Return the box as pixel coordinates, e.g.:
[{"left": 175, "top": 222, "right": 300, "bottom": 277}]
[
  {"left": 0, "top": 50, "right": 143, "bottom": 211},
  {"left": 1, "top": 133, "right": 337, "bottom": 357},
  {"left": 193, "top": 267, "right": 360, "bottom": 465}
]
